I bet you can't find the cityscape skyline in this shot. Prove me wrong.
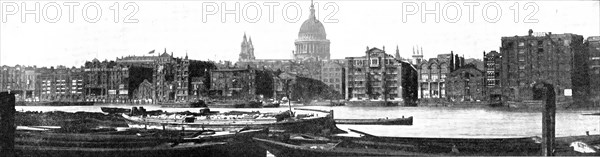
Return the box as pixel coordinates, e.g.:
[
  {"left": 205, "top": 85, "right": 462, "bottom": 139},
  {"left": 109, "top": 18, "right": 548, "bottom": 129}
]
[{"left": 1, "top": 1, "right": 599, "bottom": 67}]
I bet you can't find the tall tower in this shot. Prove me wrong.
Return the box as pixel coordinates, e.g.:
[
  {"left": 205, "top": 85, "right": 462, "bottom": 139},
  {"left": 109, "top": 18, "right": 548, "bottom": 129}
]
[
  {"left": 239, "top": 33, "right": 255, "bottom": 61},
  {"left": 412, "top": 46, "right": 423, "bottom": 65},
  {"left": 395, "top": 45, "right": 401, "bottom": 59}
]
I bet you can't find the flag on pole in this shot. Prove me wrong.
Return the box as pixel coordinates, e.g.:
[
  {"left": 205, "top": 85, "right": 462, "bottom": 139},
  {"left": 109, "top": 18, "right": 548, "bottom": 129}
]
[{"left": 148, "top": 50, "right": 155, "bottom": 54}]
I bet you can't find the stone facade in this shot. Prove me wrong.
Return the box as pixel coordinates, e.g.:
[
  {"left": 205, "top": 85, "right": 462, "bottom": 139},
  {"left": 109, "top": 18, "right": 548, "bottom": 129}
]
[
  {"left": 586, "top": 36, "right": 600, "bottom": 105},
  {"left": 321, "top": 61, "right": 345, "bottom": 96},
  {"left": 210, "top": 68, "right": 257, "bottom": 99},
  {"left": 83, "top": 60, "right": 129, "bottom": 103},
  {"left": 345, "top": 47, "right": 417, "bottom": 101},
  {"left": 133, "top": 79, "right": 153, "bottom": 103},
  {"left": 499, "top": 30, "right": 587, "bottom": 104},
  {"left": 484, "top": 50, "right": 502, "bottom": 100},
  {"left": 0, "top": 65, "right": 37, "bottom": 101},
  {"left": 415, "top": 53, "right": 453, "bottom": 99},
  {"left": 174, "top": 56, "right": 190, "bottom": 102},
  {"left": 446, "top": 64, "right": 485, "bottom": 102},
  {"left": 38, "top": 66, "right": 85, "bottom": 102}
]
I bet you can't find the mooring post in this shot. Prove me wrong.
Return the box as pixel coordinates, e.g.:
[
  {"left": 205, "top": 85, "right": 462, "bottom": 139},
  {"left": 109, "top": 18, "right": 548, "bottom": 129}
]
[
  {"left": 534, "top": 82, "right": 555, "bottom": 156},
  {"left": 0, "top": 92, "right": 16, "bottom": 157}
]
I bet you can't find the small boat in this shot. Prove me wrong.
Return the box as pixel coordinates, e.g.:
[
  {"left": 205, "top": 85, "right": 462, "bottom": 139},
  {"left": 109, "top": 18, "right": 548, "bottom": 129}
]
[
  {"left": 254, "top": 128, "right": 543, "bottom": 157},
  {"left": 160, "top": 100, "right": 207, "bottom": 108},
  {"left": 100, "top": 107, "right": 132, "bottom": 114},
  {"left": 121, "top": 109, "right": 346, "bottom": 134},
  {"left": 15, "top": 128, "right": 269, "bottom": 157},
  {"left": 334, "top": 116, "right": 413, "bottom": 125},
  {"left": 336, "top": 129, "right": 541, "bottom": 155}
]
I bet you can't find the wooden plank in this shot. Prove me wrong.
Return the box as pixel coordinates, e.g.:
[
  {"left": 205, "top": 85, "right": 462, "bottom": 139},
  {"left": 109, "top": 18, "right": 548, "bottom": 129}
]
[{"left": 0, "top": 92, "right": 15, "bottom": 157}]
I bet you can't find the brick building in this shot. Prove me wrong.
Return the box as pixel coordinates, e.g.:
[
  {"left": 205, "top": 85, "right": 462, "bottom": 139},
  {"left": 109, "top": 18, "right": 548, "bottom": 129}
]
[
  {"left": 484, "top": 50, "right": 502, "bottom": 100},
  {"left": 209, "top": 68, "right": 257, "bottom": 100},
  {"left": 0, "top": 65, "right": 37, "bottom": 101},
  {"left": 83, "top": 59, "right": 129, "bottom": 103},
  {"left": 38, "top": 66, "right": 85, "bottom": 102},
  {"left": 499, "top": 29, "right": 587, "bottom": 105},
  {"left": 320, "top": 61, "right": 345, "bottom": 96},
  {"left": 446, "top": 64, "right": 485, "bottom": 102},
  {"left": 586, "top": 36, "right": 600, "bottom": 105},
  {"left": 345, "top": 47, "right": 417, "bottom": 102}
]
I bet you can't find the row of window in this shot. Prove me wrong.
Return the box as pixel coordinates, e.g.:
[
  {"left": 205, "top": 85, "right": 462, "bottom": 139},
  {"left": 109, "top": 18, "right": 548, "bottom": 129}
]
[
  {"left": 352, "top": 59, "right": 396, "bottom": 66},
  {"left": 323, "top": 78, "right": 341, "bottom": 83},
  {"left": 420, "top": 74, "right": 447, "bottom": 80}
]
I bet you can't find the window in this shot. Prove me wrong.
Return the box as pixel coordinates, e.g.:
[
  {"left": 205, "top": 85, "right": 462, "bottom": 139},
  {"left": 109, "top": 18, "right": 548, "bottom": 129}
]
[
  {"left": 518, "top": 50, "right": 525, "bottom": 54},
  {"left": 518, "top": 42, "right": 525, "bottom": 47},
  {"left": 537, "top": 48, "right": 544, "bottom": 53},
  {"left": 519, "top": 66, "right": 525, "bottom": 70},
  {"left": 371, "top": 59, "right": 379, "bottom": 65}
]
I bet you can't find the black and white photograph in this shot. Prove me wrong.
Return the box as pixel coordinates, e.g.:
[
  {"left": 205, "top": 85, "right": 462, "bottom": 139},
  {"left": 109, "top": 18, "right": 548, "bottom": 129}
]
[{"left": 1, "top": 0, "right": 600, "bottom": 156}]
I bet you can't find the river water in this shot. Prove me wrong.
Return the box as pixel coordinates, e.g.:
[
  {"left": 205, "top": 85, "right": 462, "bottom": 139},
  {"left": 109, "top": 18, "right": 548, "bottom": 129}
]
[{"left": 15, "top": 105, "right": 600, "bottom": 138}]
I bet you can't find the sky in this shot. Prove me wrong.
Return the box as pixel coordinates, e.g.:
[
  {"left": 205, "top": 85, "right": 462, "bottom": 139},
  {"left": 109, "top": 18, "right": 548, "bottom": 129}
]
[{"left": 1, "top": 0, "right": 599, "bottom": 67}]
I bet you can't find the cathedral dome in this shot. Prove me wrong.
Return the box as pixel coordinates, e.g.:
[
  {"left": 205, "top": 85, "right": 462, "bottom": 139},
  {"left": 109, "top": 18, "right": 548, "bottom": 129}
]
[
  {"left": 298, "top": 18, "right": 326, "bottom": 40},
  {"left": 297, "top": 2, "right": 326, "bottom": 40}
]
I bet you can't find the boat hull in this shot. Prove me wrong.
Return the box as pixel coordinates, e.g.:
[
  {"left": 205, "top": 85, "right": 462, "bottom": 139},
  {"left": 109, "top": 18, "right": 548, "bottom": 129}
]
[
  {"left": 101, "top": 107, "right": 132, "bottom": 114},
  {"left": 122, "top": 114, "right": 345, "bottom": 134},
  {"left": 335, "top": 117, "right": 413, "bottom": 125},
  {"left": 15, "top": 129, "right": 268, "bottom": 157},
  {"left": 253, "top": 138, "right": 431, "bottom": 157},
  {"left": 327, "top": 135, "right": 541, "bottom": 155}
]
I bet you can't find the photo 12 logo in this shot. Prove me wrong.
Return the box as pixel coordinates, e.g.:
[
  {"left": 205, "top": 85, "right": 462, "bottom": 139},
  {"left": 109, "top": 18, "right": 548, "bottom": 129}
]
[
  {"left": 201, "top": 1, "right": 339, "bottom": 23},
  {"left": 1, "top": 1, "right": 139, "bottom": 23},
  {"left": 401, "top": 1, "right": 539, "bottom": 23}
]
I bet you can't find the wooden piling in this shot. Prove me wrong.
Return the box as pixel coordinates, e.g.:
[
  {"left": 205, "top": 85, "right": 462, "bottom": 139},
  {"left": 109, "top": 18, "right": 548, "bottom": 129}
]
[
  {"left": 534, "top": 82, "right": 555, "bottom": 156},
  {"left": 0, "top": 92, "right": 16, "bottom": 157}
]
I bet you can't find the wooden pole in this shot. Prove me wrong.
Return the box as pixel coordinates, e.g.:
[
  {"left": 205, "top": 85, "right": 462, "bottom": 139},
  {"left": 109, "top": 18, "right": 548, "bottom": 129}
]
[
  {"left": 1, "top": 92, "right": 15, "bottom": 157},
  {"left": 535, "top": 82, "right": 555, "bottom": 156}
]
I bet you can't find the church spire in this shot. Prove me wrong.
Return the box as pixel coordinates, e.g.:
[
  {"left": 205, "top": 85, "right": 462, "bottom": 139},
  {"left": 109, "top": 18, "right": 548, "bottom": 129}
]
[
  {"left": 243, "top": 32, "right": 247, "bottom": 42},
  {"left": 309, "top": 0, "right": 316, "bottom": 20},
  {"left": 395, "top": 45, "right": 400, "bottom": 59}
]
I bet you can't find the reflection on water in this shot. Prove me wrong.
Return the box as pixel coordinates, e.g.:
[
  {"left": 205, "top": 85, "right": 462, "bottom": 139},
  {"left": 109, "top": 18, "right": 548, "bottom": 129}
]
[{"left": 16, "top": 105, "right": 600, "bottom": 138}]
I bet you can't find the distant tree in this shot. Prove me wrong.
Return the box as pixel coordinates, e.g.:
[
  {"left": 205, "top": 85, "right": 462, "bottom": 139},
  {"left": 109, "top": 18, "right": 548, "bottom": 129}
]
[
  {"left": 255, "top": 70, "right": 275, "bottom": 98},
  {"left": 291, "top": 77, "right": 341, "bottom": 103},
  {"left": 128, "top": 66, "right": 153, "bottom": 99}
]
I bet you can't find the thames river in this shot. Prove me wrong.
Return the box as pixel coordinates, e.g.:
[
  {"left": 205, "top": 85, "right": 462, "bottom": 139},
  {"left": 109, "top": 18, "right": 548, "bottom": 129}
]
[{"left": 15, "top": 105, "right": 600, "bottom": 138}]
